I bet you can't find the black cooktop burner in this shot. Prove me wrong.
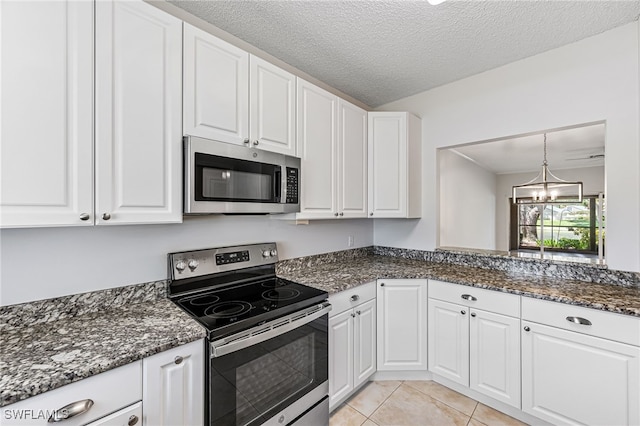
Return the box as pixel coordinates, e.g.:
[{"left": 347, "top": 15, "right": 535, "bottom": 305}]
[
  {"left": 261, "top": 288, "right": 301, "bottom": 301},
  {"left": 173, "top": 276, "right": 327, "bottom": 340},
  {"left": 205, "top": 301, "right": 253, "bottom": 318}
]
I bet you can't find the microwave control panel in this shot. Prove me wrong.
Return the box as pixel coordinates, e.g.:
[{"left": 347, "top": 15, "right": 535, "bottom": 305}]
[{"left": 286, "top": 168, "right": 299, "bottom": 204}]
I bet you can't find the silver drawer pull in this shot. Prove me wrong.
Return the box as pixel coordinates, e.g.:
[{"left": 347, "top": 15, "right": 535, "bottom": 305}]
[
  {"left": 48, "top": 399, "right": 94, "bottom": 422},
  {"left": 350, "top": 295, "right": 359, "bottom": 302},
  {"left": 461, "top": 294, "right": 477, "bottom": 301},
  {"left": 566, "top": 316, "right": 592, "bottom": 326}
]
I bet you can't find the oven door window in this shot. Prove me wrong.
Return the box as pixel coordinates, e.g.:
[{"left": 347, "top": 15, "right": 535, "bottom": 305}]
[
  {"left": 209, "top": 316, "right": 328, "bottom": 426},
  {"left": 195, "top": 153, "right": 281, "bottom": 203}
]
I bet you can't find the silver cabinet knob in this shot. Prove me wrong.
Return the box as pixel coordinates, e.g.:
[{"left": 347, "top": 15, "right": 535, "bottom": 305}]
[
  {"left": 243, "top": 138, "right": 250, "bottom": 145},
  {"left": 175, "top": 261, "right": 186, "bottom": 272},
  {"left": 48, "top": 399, "right": 94, "bottom": 422},
  {"left": 174, "top": 356, "right": 183, "bottom": 364},
  {"left": 350, "top": 295, "right": 359, "bottom": 302},
  {"left": 339, "top": 212, "right": 344, "bottom": 216},
  {"left": 253, "top": 140, "right": 259, "bottom": 146},
  {"left": 380, "top": 283, "right": 385, "bottom": 287},
  {"left": 470, "top": 312, "right": 476, "bottom": 317},
  {"left": 188, "top": 260, "right": 199, "bottom": 271},
  {"left": 334, "top": 212, "right": 339, "bottom": 217},
  {"left": 351, "top": 313, "right": 356, "bottom": 317},
  {"left": 356, "top": 310, "right": 361, "bottom": 315},
  {"left": 524, "top": 326, "right": 531, "bottom": 332},
  {"left": 102, "top": 213, "right": 111, "bottom": 220},
  {"left": 369, "top": 212, "right": 374, "bottom": 216},
  {"left": 80, "top": 213, "right": 90, "bottom": 221},
  {"left": 461, "top": 310, "right": 466, "bottom": 315},
  {"left": 128, "top": 415, "right": 139, "bottom": 426}
]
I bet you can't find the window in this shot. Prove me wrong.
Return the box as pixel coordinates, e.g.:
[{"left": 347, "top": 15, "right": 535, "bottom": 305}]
[{"left": 510, "top": 196, "right": 605, "bottom": 254}]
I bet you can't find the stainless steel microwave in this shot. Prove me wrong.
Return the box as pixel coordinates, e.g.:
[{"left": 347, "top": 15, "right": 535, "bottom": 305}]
[{"left": 184, "top": 136, "right": 300, "bottom": 214}]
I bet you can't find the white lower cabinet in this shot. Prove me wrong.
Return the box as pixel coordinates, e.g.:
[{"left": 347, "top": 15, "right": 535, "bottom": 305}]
[
  {"left": 329, "top": 283, "right": 377, "bottom": 410},
  {"left": 376, "top": 279, "right": 427, "bottom": 371},
  {"left": 428, "top": 280, "right": 521, "bottom": 408},
  {"left": 522, "top": 298, "right": 640, "bottom": 426},
  {"left": 0, "top": 362, "right": 142, "bottom": 426},
  {"left": 142, "top": 340, "right": 204, "bottom": 426}
]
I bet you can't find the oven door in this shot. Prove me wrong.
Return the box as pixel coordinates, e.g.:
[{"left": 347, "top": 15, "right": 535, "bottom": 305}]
[{"left": 208, "top": 303, "right": 330, "bottom": 426}]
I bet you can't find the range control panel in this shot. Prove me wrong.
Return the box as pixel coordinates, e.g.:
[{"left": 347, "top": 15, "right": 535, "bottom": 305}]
[
  {"left": 169, "top": 243, "right": 278, "bottom": 280},
  {"left": 215, "top": 250, "right": 250, "bottom": 265}
]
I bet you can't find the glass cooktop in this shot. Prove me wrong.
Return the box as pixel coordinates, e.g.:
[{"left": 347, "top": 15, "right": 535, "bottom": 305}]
[{"left": 173, "top": 276, "right": 328, "bottom": 340}]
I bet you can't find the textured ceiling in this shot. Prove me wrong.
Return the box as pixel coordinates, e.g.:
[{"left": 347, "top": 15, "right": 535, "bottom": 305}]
[
  {"left": 168, "top": 0, "right": 640, "bottom": 107},
  {"left": 450, "top": 123, "right": 605, "bottom": 175}
]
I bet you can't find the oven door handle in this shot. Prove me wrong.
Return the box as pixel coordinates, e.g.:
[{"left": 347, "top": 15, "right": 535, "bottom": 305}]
[{"left": 210, "top": 302, "right": 331, "bottom": 358}]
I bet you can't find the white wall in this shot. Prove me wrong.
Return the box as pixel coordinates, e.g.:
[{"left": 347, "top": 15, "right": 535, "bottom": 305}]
[
  {"left": 495, "top": 166, "right": 604, "bottom": 251},
  {"left": 0, "top": 217, "right": 372, "bottom": 305},
  {"left": 439, "top": 150, "right": 497, "bottom": 249},
  {"left": 375, "top": 22, "right": 640, "bottom": 272}
]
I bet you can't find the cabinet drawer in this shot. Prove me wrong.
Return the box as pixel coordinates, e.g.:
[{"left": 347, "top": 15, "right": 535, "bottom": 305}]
[
  {"left": 429, "top": 280, "right": 520, "bottom": 317},
  {"left": 87, "top": 402, "right": 141, "bottom": 425},
  {"left": 522, "top": 297, "right": 640, "bottom": 346},
  {"left": 1, "top": 361, "right": 141, "bottom": 426},
  {"left": 329, "top": 281, "right": 376, "bottom": 317}
]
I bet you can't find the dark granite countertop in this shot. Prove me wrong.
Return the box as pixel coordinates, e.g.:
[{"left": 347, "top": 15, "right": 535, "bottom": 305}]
[
  {"left": 277, "top": 254, "right": 640, "bottom": 317},
  {"left": 0, "top": 298, "right": 206, "bottom": 407}
]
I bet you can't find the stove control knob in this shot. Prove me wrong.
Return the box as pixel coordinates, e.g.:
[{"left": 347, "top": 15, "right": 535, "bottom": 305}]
[
  {"left": 262, "top": 250, "right": 271, "bottom": 258},
  {"left": 175, "top": 261, "right": 186, "bottom": 272},
  {"left": 188, "top": 259, "right": 199, "bottom": 271},
  {"left": 270, "top": 249, "right": 277, "bottom": 257}
]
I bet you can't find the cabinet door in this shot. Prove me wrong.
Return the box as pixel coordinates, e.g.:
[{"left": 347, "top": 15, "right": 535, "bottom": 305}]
[
  {"left": 95, "top": 0, "right": 182, "bottom": 225},
  {"left": 368, "top": 113, "right": 407, "bottom": 218},
  {"left": 329, "top": 309, "right": 354, "bottom": 410},
  {"left": 249, "top": 56, "right": 296, "bottom": 156},
  {"left": 296, "top": 79, "right": 338, "bottom": 219},
  {"left": 338, "top": 100, "right": 368, "bottom": 218},
  {"left": 377, "top": 279, "right": 427, "bottom": 370},
  {"left": 354, "top": 299, "right": 376, "bottom": 387},
  {"left": 0, "top": 0, "right": 93, "bottom": 228},
  {"left": 470, "top": 309, "right": 520, "bottom": 408},
  {"left": 427, "top": 298, "right": 469, "bottom": 385},
  {"left": 143, "top": 340, "right": 204, "bottom": 426},
  {"left": 183, "top": 23, "right": 249, "bottom": 145},
  {"left": 522, "top": 321, "right": 640, "bottom": 426}
]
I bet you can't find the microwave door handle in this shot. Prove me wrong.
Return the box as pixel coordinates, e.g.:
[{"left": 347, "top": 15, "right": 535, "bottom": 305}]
[{"left": 274, "top": 169, "right": 282, "bottom": 202}]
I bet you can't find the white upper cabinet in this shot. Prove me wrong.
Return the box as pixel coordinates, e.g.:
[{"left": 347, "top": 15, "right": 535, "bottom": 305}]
[
  {"left": 296, "top": 79, "right": 367, "bottom": 220},
  {"left": 95, "top": 0, "right": 183, "bottom": 225},
  {"left": 1, "top": 0, "right": 182, "bottom": 228},
  {"left": 0, "top": 0, "right": 94, "bottom": 228},
  {"left": 184, "top": 24, "right": 296, "bottom": 155},
  {"left": 183, "top": 23, "right": 249, "bottom": 145},
  {"left": 296, "top": 79, "right": 338, "bottom": 219},
  {"left": 338, "top": 100, "right": 368, "bottom": 218},
  {"left": 368, "top": 112, "right": 421, "bottom": 218},
  {"left": 250, "top": 56, "right": 296, "bottom": 156}
]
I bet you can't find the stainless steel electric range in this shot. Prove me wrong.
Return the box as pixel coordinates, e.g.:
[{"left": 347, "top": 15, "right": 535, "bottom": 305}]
[{"left": 168, "top": 243, "right": 331, "bottom": 426}]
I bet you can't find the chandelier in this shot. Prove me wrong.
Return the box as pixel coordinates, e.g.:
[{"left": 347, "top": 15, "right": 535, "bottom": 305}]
[{"left": 512, "top": 133, "right": 583, "bottom": 204}]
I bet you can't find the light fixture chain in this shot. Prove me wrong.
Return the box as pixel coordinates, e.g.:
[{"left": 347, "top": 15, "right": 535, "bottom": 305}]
[{"left": 543, "top": 133, "right": 548, "bottom": 166}]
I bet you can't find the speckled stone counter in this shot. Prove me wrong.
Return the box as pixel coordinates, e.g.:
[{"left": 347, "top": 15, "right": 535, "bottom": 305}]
[
  {"left": 277, "top": 252, "right": 640, "bottom": 318},
  {"left": 0, "top": 292, "right": 206, "bottom": 407}
]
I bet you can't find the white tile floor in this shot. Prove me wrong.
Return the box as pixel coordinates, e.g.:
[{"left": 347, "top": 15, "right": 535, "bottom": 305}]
[{"left": 329, "top": 381, "right": 528, "bottom": 426}]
